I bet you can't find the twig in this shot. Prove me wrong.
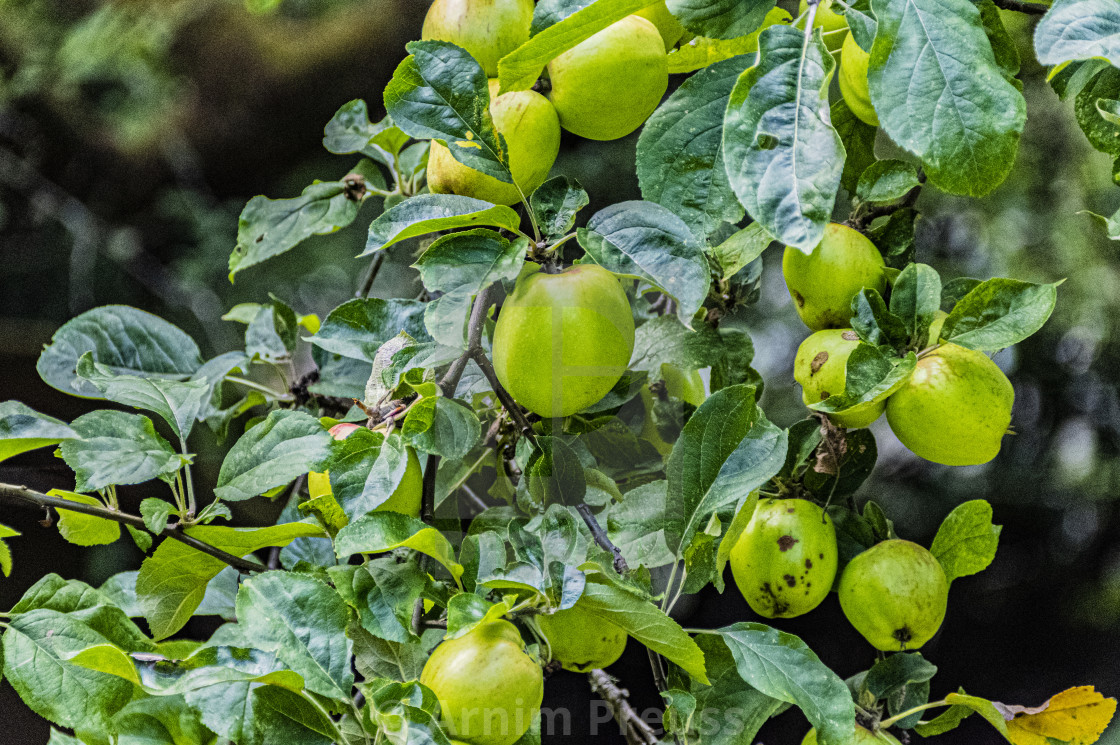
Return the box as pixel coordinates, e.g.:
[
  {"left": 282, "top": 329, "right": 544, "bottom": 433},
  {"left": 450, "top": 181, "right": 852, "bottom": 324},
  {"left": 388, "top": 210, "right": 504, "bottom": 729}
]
[
  {"left": 645, "top": 650, "right": 682, "bottom": 745},
  {"left": 576, "top": 504, "right": 629, "bottom": 574},
  {"left": 587, "top": 669, "right": 660, "bottom": 745},
  {"left": 356, "top": 253, "right": 385, "bottom": 299},
  {"left": 439, "top": 283, "right": 497, "bottom": 395},
  {"left": 0, "top": 483, "right": 264, "bottom": 573},
  {"left": 990, "top": 0, "right": 1048, "bottom": 13},
  {"left": 469, "top": 349, "right": 537, "bottom": 446}
]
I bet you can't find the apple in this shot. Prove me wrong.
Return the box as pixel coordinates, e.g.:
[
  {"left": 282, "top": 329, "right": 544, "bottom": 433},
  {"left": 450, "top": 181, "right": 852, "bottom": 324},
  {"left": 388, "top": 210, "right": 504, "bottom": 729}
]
[
  {"left": 635, "top": 2, "right": 685, "bottom": 51},
  {"left": 535, "top": 603, "right": 627, "bottom": 672},
  {"left": 492, "top": 263, "right": 635, "bottom": 418},
  {"left": 729, "top": 498, "right": 838, "bottom": 619},
  {"left": 802, "top": 725, "right": 902, "bottom": 745},
  {"left": 794, "top": 329, "right": 884, "bottom": 429},
  {"left": 885, "top": 343, "right": 1014, "bottom": 466},
  {"left": 547, "top": 15, "right": 668, "bottom": 141},
  {"left": 421, "top": 619, "right": 543, "bottom": 745},
  {"left": 839, "top": 539, "right": 949, "bottom": 651},
  {"left": 782, "top": 223, "right": 887, "bottom": 331},
  {"left": 798, "top": 0, "right": 848, "bottom": 53},
  {"left": 839, "top": 33, "right": 879, "bottom": 126},
  {"left": 421, "top": 0, "right": 534, "bottom": 77},
  {"left": 429, "top": 80, "right": 560, "bottom": 206}
]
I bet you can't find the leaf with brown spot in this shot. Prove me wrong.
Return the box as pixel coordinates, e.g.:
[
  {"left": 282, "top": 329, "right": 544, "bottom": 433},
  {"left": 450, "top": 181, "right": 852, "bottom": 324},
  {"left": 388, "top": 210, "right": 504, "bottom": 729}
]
[{"left": 999, "top": 686, "right": 1116, "bottom": 745}]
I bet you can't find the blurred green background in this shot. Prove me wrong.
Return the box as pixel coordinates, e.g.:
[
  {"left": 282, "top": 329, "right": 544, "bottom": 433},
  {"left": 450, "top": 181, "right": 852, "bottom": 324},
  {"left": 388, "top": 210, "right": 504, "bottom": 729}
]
[{"left": 1, "top": 1, "right": 1119, "bottom": 743}]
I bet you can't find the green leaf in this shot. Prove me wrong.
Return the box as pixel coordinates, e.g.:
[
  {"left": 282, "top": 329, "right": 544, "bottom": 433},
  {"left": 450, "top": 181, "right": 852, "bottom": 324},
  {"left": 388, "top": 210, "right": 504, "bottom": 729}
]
[
  {"left": 850, "top": 289, "right": 908, "bottom": 348},
  {"left": 1035, "top": 0, "right": 1120, "bottom": 70},
  {"left": 929, "top": 500, "right": 1002, "bottom": 584},
  {"left": 0, "top": 522, "right": 18, "bottom": 577},
  {"left": 230, "top": 181, "right": 362, "bottom": 279},
  {"left": 710, "top": 222, "right": 773, "bottom": 281},
  {"left": 140, "top": 498, "right": 175, "bottom": 535},
  {"left": 977, "top": 0, "right": 1020, "bottom": 79},
  {"left": 637, "top": 55, "right": 750, "bottom": 238},
  {"left": 334, "top": 512, "right": 464, "bottom": 587},
  {"left": 940, "top": 278, "right": 1060, "bottom": 351},
  {"left": 577, "top": 574, "right": 708, "bottom": 684},
  {"left": 855, "top": 160, "right": 922, "bottom": 204},
  {"left": 526, "top": 436, "right": 586, "bottom": 508},
  {"left": 445, "top": 593, "right": 515, "bottom": 639},
  {"left": 868, "top": 0, "right": 1026, "bottom": 196},
  {"left": 724, "top": 26, "right": 842, "bottom": 251},
  {"left": 384, "top": 41, "right": 510, "bottom": 182},
  {"left": 405, "top": 397, "right": 483, "bottom": 460},
  {"left": 67, "top": 644, "right": 142, "bottom": 687},
  {"left": 59, "top": 410, "right": 185, "bottom": 492},
  {"left": 889, "top": 263, "right": 942, "bottom": 340},
  {"left": 578, "top": 201, "right": 710, "bottom": 326},
  {"left": 1081, "top": 205, "right": 1120, "bottom": 240},
  {"left": 832, "top": 99, "right": 878, "bottom": 194},
  {"left": 530, "top": 176, "right": 589, "bottom": 238},
  {"left": 497, "top": 0, "right": 655, "bottom": 92},
  {"left": 812, "top": 346, "right": 916, "bottom": 415},
  {"left": 364, "top": 194, "right": 522, "bottom": 254},
  {"left": 37, "top": 306, "right": 202, "bottom": 399},
  {"left": 666, "top": 9, "right": 792, "bottom": 74},
  {"left": 113, "top": 694, "right": 214, "bottom": 745},
  {"left": 864, "top": 652, "right": 938, "bottom": 729},
  {"left": 666, "top": 0, "right": 775, "bottom": 40},
  {"left": 136, "top": 522, "right": 323, "bottom": 639},
  {"left": 236, "top": 571, "right": 354, "bottom": 700},
  {"left": 309, "top": 298, "right": 430, "bottom": 363},
  {"left": 1075, "top": 67, "right": 1120, "bottom": 156},
  {"left": 352, "top": 626, "right": 429, "bottom": 682},
  {"left": 214, "top": 410, "right": 333, "bottom": 502},
  {"left": 719, "top": 622, "right": 856, "bottom": 745},
  {"left": 330, "top": 560, "right": 426, "bottom": 642},
  {"left": 607, "top": 480, "right": 677, "bottom": 570},
  {"left": 11, "top": 573, "right": 115, "bottom": 615},
  {"left": 630, "top": 315, "right": 750, "bottom": 375},
  {"left": 49, "top": 490, "right": 122, "bottom": 546},
  {"left": 0, "top": 400, "right": 76, "bottom": 464},
  {"left": 323, "top": 99, "right": 410, "bottom": 167}
]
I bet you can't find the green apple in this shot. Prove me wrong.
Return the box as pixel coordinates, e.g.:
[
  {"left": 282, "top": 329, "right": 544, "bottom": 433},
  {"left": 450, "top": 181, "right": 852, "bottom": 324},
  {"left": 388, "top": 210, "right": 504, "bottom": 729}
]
[
  {"left": 492, "top": 263, "right": 635, "bottom": 418},
  {"left": 729, "top": 498, "right": 838, "bottom": 619},
  {"left": 839, "top": 33, "right": 879, "bottom": 126},
  {"left": 794, "top": 329, "right": 884, "bottom": 429},
  {"left": 547, "top": 15, "right": 668, "bottom": 141},
  {"left": 885, "top": 343, "right": 1014, "bottom": 466},
  {"left": 308, "top": 445, "right": 422, "bottom": 517},
  {"left": 926, "top": 309, "right": 949, "bottom": 346},
  {"left": 420, "top": 620, "right": 543, "bottom": 745},
  {"left": 798, "top": 0, "right": 848, "bottom": 53},
  {"left": 429, "top": 80, "right": 560, "bottom": 206},
  {"left": 802, "top": 725, "right": 902, "bottom": 745},
  {"left": 639, "top": 363, "right": 705, "bottom": 454},
  {"left": 535, "top": 603, "right": 627, "bottom": 672},
  {"left": 782, "top": 223, "right": 887, "bottom": 331},
  {"left": 635, "top": 2, "right": 685, "bottom": 50},
  {"left": 839, "top": 540, "right": 948, "bottom": 651},
  {"left": 421, "top": 0, "right": 534, "bottom": 77}
]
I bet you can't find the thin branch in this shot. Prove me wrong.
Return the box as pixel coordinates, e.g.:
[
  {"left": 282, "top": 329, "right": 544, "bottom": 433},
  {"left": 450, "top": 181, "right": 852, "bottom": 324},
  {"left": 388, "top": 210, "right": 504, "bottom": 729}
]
[
  {"left": 469, "top": 348, "right": 537, "bottom": 446},
  {"left": 587, "top": 669, "right": 660, "bottom": 745},
  {"left": 356, "top": 253, "right": 386, "bottom": 299},
  {"left": 990, "top": 0, "right": 1048, "bottom": 13},
  {"left": 439, "top": 283, "right": 497, "bottom": 396},
  {"left": 577, "top": 504, "right": 629, "bottom": 574},
  {"left": 0, "top": 482, "right": 264, "bottom": 574}
]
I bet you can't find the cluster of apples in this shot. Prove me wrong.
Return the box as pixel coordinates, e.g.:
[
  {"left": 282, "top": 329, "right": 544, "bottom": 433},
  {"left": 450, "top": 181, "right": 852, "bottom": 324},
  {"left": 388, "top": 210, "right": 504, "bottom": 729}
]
[
  {"left": 421, "top": 0, "right": 676, "bottom": 205},
  {"left": 786, "top": 224, "right": 1016, "bottom": 467}
]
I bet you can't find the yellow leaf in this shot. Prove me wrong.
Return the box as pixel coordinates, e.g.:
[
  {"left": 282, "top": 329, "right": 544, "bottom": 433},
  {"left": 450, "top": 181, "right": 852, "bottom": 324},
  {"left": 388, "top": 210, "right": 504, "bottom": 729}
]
[{"left": 999, "top": 686, "right": 1117, "bottom": 745}]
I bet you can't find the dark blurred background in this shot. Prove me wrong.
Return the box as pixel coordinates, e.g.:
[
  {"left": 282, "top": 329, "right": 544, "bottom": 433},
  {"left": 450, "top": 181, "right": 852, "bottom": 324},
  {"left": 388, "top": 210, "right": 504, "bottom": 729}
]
[{"left": 1, "top": 1, "right": 1118, "bottom": 743}]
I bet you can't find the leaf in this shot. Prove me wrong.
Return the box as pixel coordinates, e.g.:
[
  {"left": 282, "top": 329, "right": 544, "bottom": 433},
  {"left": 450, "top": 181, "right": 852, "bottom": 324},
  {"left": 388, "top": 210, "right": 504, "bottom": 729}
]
[
  {"left": 497, "top": 0, "right": 655, "bottom": 92},
  {"left": 710, "top": 222, "right": 773, "bottom": 280},
  {"left": 50, "top": 490, "right": 121, "bottom": 546},
  {"left": 0, "top": 400, "right": 76, "bottom": 463},
  {"left": 0, "top": 523, "right": 18, "bottom": 577},
  {"left": 666, "top": 0, "right": 776, "bottom": 40},
  {"left": 723, "top": 26, "right": 842, "bottom": 251},
  {"left": 384, "top": 41, "right": 510, "bottom": 182},
  {"left": 1035, "top": 0, "right": 1120, "bottom": 70},
  {"left": 67, "top": 644, "right": 142, "bottom": 687},
  {"left": 930, "top": 500, "right": 1002, "bottom": 584},
  {"left": 719, "top": 622, "right": 856, "bottom": 745},
  {"left": 1082, "top": 205, "right": 1120, "bottom": 240},
  {"left": 236, "top": 571, "right": 354, "bottom": 700},
  {"left": 352, "top": 627, "right": 428, "bottom": 682},
  {"left": 666, "top": 8, "right": 793, "bottom": 74},
  {"left": 578, "top": 201, "right": 710, "bottom": 326},
  {"left": 850, "top": 289, "right": 908, "bottom": 348},
  {"left": 940, "top": 278, "right": 1060, "bottom": 351},
  {"left": 364, "top": 194, "right": 522, "bottom": 254},
  {"left": 214, "top": 410, "right": 334, "bottom": 502},
  {"left": 113, "top": 694, "right": 214, "bottom": 745},
  {"left": 334, "top": 512, "right": 464, "bottom": 587},
  {"left": 140, "top": 498, "right": 175, "bottom": 535},
  {"left": 855, "top": 160, "right": 922, "bottom": 204},
  {"left": 868, "top": 0, "right": 1026, "bottom": 196},
  {"left": 136, "top": 521, "right": 323, "bottom": 639},
  {"left": 323, "top": 99, "right": 410, "bottom": 168},
  {"left": 889, "top": 263, "right": 942, "bottom": 340},
  {"left": 526, "top": 436, "right": 586, "bottom": 508},
  {"left": 406, "top": 397, "right": 482, "bottom": 460},
  {"left": 864, "top": 652, "right": 937, "bottom": 728},
  {"left": 58, "top": 410, "right": 185, "bottom": 492},
  {"left": 530, "top": 176, "right": 590, "bottom": 238},
  {"left": 637, "top": 54, "right": 751, "bottom": 238},
  {"left": 37, "top": 305, "right": 202, "bottom": 399},
  {"left": 811, "top": 347, "right": 916, "bottom": 414},
  {"left": 998, "top": 686, "right": 1118, "bottom": 745},
  {"left": 607, "top": 480, "right": 677, "bottom": 570},
  {"left": 309, "top": 298, "right": 430, "bottom": 362}
]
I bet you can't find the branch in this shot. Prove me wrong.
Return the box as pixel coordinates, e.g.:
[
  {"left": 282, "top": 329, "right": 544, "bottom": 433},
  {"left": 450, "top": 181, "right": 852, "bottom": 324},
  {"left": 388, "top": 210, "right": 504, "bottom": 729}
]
[
  {"left": 990, "top": 0, "right": 1048, "bottom": 13},
  {"left": 0, "top": 483, "right": 265, "bottom": 574},
  {"left": 576, "top": 503, "right": 629, "bottom": 574},
  {"left": 469, "top": 348, "right": 538, "bottom": 447},
  {"left": 356, "top": 253, "right": 386, "bottom": 299},
  {"left": 587, "top": 669, "right": 660, "bottom": 745},
  {"left": 439, "top": 283, "right": 497, "bottom": 397}
]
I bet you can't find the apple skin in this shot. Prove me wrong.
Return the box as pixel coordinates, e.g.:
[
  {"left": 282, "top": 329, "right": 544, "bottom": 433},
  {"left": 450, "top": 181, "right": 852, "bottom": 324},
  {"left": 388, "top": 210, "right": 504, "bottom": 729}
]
[
  {"left": 308, "top": 446, "right": 422, "bottom": 517},
  {"left": 547, "top": 15, "right": 668, "bottom": 141},
  {"left": 535, "top": 603, "right": 627, "bottom": 672},
  {"left": 798, "top": 0, "right": 848, "bottom": 53},
  {"left": 794, "top": 329, "right": 884, "bottom": 429},
  {"left": 421, "top": 0, "right": 534, "bottom": 77},
  {"left": 635, "top": 2, "right": 685, "bottom": 50},
  {"left": 839, "top": 33, "right": 879, "bottom": 126},
  {"left": 802, "top": 725, "right": 902, "bottom": 745},
  {"left": 783, "top": 223, "right": 887, "bottom": 331},
  {"left": 729, "top": 499, "right": 838, "bottom": 619},
  {"left": 885, "top": 343, "right": 1014, "bottom": 466},
  {"left": 492, "top": 263, "right": 635, "bottom": 418},
  {"left": 421, "top": 620, "right": 543, "bottom": 745},
  {"left": 428, "top": 80, "right": 560, "bottom": 206},
  {"left": 839, "top": 539, "right": 949, "bottom": 651}
]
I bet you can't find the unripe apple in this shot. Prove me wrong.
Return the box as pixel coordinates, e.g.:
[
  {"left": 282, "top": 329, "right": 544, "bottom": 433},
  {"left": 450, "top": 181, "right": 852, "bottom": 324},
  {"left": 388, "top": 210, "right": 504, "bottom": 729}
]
[
  {"left": 794, "top": 329, "right": 884, "bottom": 429},
  {"left": 839, "top": 539, "right": 949, "bottom": 651},
  {"left": 635, "top": 2, "right": 685, "bottom": 50},
  {"left": 782, "top": 223, "right": 887, "bottom": 330},
  {"left": 535, "top": 602, "right": 627, "bottom": 672},
  {"left": 802, "top": 725, "right": 902, "bottom": 745},
  {"left": 492, "top": 264, "right": 635, "bottom": 418},
  {"left": 729, "top": 499, "right": 838, "bottom": 619},
  {"left": 421, "top": 0, "right": 534, "bottom": 77},
  {"left": 547, "top": 15, "right": 668, "bottom": 141},
  {"left": 839, "top": 33, "right": 879, "bottom": 126},
  {"left": 308, "top": 445, "right": 423, "bottom": 517},
  {"left": 421, "top": 620, "right": 543, "bottom": 745},
  {"left": 798, "top": 0, "right": 848, "bottom": 53},
  {"left": 885, "top": 343, "right": 1014, "bottom": 466},
  {"left": 428, "top": 80, "right": 561, "bottom": 206}
]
